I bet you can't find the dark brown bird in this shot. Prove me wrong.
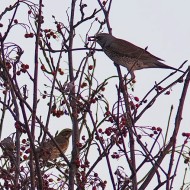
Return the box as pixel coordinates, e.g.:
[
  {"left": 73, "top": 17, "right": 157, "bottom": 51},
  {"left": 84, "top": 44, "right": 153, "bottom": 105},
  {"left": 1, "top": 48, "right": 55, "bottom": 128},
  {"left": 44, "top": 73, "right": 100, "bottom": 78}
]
[
  {"left": 37, "top": 128, "right": 72, "bottom": 161},
  {"left": 90, "top": 33, "right": 184, "bottom": 78}
]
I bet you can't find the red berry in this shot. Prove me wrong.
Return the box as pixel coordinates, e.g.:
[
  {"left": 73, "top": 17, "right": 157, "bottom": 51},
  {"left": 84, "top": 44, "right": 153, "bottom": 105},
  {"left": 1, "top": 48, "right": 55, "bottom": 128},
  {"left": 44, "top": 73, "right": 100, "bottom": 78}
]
[
  {"left": 102, "top": 1, "right": 106, "bottom": 5},
  {"left": 137, "top": 135, "right": 141, "bottom": 139},
  {"left": 90, "top": 99, "right": 96, "bottom": 104},
  {"left": 2, "top": 90, "right": 7, "bottom": 95},
  {"left": 25, "top": 148, "right": 31, "bottom": 154},
  {"left": 81, "top": 82, "right": 87, "bottom": 88},
  {"left": 22, "top": 139, "right": 27, "bottom": 143},
  {"left": 134, "top": 96, "right": 139, "bottom": 102},
  {"left": 101, "top": 87, "right": 105, "bottom": 91},
  {"left": 105, "top": 111, "right": 111, "bottom": 116},
  {"left": 14, "top": 19, "right": 18, "bottom": 24},
  {"left": 88, "top": 65, "right": 94, "bottom": 70},
  {"left": 46, "top": 34, "right": 50, "bottom": 39},
  {"left": 53, "top": 34, "right": 57, "bottom": 39},
  {"left": 59, "top": 70, "right": 64, "bottom": 75},
  {"left": 20, "top": 166, "right": 24, "bottom": 171},
  {"left": 182, "top": 132, "right": 186, "bottom": 137},
  {"left": 82, "top": 135, "right": 85, "bottom": 141},
  {"left": 76, "top": 142, "right": 82, "bottom": 148},
  {"left": 50, "top": 31, "right": 54, "bottom": 36},
  {"left": 151, "top": 126, "right": 156, "bottom": 130},
  {"left": 25, "top": 64, "right": 29, "bottom": 69},
  {"left": 29, "top": 33, "right": 34, "bottom": 38},
  {"left": 115, "top": 154, "right": 120, "bottom": 159},
  {"left": 81, "top": 164, "right": 86, "bottom": 169},
  {"left": 21, "top": 64, "right": 25, "bottom": 68},
  {"left": 90, "top": 181, "right": 94, "bottom": 185},
  {"left": 178, "top": 78, "right": 184, "bottom": 83},
  {"left": 111, "top": 154, "right": 116, "bottom": 159},
  {"left": 165, "top": 91, "right": 170, "bottom": 95},
  {"left": 44, "top": 29, "right": 49, "bottom": 33},
  {"left": 48, "top": 178, "right": 53, "bottom": 182},
  {"left": 108, "top": 117, "right": 113, "bottom": 123},
  {"left": 157, "top": 86, "right": 163, "bottom": 91},
  {"left": 182, "top": 133, "right": 187, "bottom": 137},
  {"left": 24, "top": 33, "right": 30, "bottom": 38},
  {"left": 41, "top": 65, "right": 46, "bottom": 71},
  {"left": 21, "top": 68, "right": 27, "bottom": 73},
  {"left": 6, "top": 62, "right": 12, "bottom": 69},
  {"left": 143, "top": 99, "right": 147, "bottom": 103},
  {"left": 149, "top": 134, "right": 154, "bottom": 138},
  {"left": 23, "top": 155, "right": 28, "bottom": 160},
  {"left": 98, "top": 128, "right": 102, "bottom": 133},
  {"left": 56, "top": 24, "right": 61, "bottom": 31},
  {"left": 21, "top": 146, "right": 25, "bottom": 151},
  {"left": 184, "top": 140, "right": 188, "bottom": 144},
  {"left": 16, "top": 71, "right": 21, "bottom": 75}
]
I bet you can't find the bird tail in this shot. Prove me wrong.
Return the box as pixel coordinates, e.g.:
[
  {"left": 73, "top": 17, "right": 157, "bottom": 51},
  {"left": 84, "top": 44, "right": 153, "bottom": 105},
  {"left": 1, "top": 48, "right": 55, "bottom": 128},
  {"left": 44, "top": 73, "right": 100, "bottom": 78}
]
[{"left": 154, "top": 61, "right": 185, "bottom": 73}]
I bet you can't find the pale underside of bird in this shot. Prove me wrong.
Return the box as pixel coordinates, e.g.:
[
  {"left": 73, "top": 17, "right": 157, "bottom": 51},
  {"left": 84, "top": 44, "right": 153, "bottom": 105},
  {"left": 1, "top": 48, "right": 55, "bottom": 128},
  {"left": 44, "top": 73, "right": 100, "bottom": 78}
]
[
  {"left": 36, "top": 128, "right": 72, "bottom": 161},
  {"left": 89, "top": 33, "right": 184, "bottom": 78}
]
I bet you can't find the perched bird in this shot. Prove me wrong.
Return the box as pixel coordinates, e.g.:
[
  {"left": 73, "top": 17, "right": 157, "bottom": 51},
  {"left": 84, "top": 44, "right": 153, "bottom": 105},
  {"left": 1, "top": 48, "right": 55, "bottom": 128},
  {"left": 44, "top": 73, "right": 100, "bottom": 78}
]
[
  {"left": 90, "top": 33, "right": 184, "bottom": 78},
  {"left": 1, "top": 137, "right": 15, "bottom": 154},
  {"left": 37, "top": 128, "right": 72, "bottom": 161}
]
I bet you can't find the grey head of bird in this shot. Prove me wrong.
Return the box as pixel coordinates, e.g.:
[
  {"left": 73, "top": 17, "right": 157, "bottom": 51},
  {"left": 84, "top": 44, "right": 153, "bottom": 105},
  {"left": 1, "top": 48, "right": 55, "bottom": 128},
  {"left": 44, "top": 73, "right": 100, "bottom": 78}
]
[{"left": 94, "top": 33, "right": 116, "bottom": 48}]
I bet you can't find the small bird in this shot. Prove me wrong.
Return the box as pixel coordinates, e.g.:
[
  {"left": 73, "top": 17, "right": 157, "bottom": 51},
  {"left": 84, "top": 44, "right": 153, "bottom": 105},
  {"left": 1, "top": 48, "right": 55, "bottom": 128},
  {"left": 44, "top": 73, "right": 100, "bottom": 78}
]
[
  {"left": 90, "top": 33, "right": 184, "bottom": 78},
  {"left": 37, "top": 128, "right": 72, "bottom": 161},
  {"left": 1, "top": 137, "right": 15, "bottom": 154}
]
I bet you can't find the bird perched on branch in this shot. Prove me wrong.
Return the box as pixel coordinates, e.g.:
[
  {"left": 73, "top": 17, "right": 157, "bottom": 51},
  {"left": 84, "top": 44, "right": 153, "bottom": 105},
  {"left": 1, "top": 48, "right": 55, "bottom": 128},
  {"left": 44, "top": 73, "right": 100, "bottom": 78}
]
[
  {"left": 37, "top": 128, "right": 72, "bottom": 161},
  {"left": 89, "top": 33, "right": 184, "bottom": 78}
]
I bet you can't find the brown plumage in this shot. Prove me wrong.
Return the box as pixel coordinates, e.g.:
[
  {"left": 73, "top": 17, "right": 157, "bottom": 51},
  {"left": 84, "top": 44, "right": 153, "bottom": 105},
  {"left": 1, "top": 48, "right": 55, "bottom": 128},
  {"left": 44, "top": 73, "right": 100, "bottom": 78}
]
[
  {"left": 91, "top": 33, "right": 184, "bottom": 78},
  {"left": 37, "top": 128, "right": 72, "bottom": 161}
]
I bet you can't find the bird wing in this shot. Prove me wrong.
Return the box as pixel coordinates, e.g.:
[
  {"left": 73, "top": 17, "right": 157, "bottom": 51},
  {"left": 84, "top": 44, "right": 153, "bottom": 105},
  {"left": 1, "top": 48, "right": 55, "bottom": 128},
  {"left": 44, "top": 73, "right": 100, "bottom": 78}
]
[{"left": 109, "top": 38, "right": 164, "bottom": 62}]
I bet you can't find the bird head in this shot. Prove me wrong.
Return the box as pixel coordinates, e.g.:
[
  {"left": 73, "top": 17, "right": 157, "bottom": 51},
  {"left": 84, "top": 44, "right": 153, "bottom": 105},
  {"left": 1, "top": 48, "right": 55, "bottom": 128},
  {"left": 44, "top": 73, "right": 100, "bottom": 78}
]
[
  {"left": 89, "top": 33, "right": 114, "bottom": 48},
  {"left": 57, "top": 128, "right": 72, "bottom": 139}
]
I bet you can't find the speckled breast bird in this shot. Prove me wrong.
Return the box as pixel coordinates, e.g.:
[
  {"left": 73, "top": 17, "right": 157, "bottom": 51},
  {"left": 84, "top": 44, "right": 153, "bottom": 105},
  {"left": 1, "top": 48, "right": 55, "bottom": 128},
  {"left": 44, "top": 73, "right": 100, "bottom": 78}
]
[
  {"left": 90, "top": 33, "right": 184, "bottom": 78},
  {"left": 37, "top": 128, "right": 72, "bottom": 161}
]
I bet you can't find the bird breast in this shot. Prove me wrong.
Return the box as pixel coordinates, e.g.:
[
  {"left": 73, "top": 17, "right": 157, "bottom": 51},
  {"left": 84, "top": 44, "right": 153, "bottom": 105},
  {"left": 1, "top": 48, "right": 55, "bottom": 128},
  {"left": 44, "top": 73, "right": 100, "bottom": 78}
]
[{"left": 104, "top": 48, "right": 144, "bottom": 71}]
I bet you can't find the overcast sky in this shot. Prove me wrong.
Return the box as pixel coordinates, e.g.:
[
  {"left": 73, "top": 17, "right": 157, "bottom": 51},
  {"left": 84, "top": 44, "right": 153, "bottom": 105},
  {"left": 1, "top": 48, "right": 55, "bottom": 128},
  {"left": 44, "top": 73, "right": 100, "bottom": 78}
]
[{"left": 1, "top": 1, "right": 190, "bottom": 189}]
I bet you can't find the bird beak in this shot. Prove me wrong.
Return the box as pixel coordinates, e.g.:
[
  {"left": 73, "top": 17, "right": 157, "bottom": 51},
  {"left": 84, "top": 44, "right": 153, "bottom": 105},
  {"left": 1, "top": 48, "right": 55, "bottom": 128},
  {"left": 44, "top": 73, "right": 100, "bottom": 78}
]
[{"left": 88, "top": 36, "right": 96, "bottom": 41}]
